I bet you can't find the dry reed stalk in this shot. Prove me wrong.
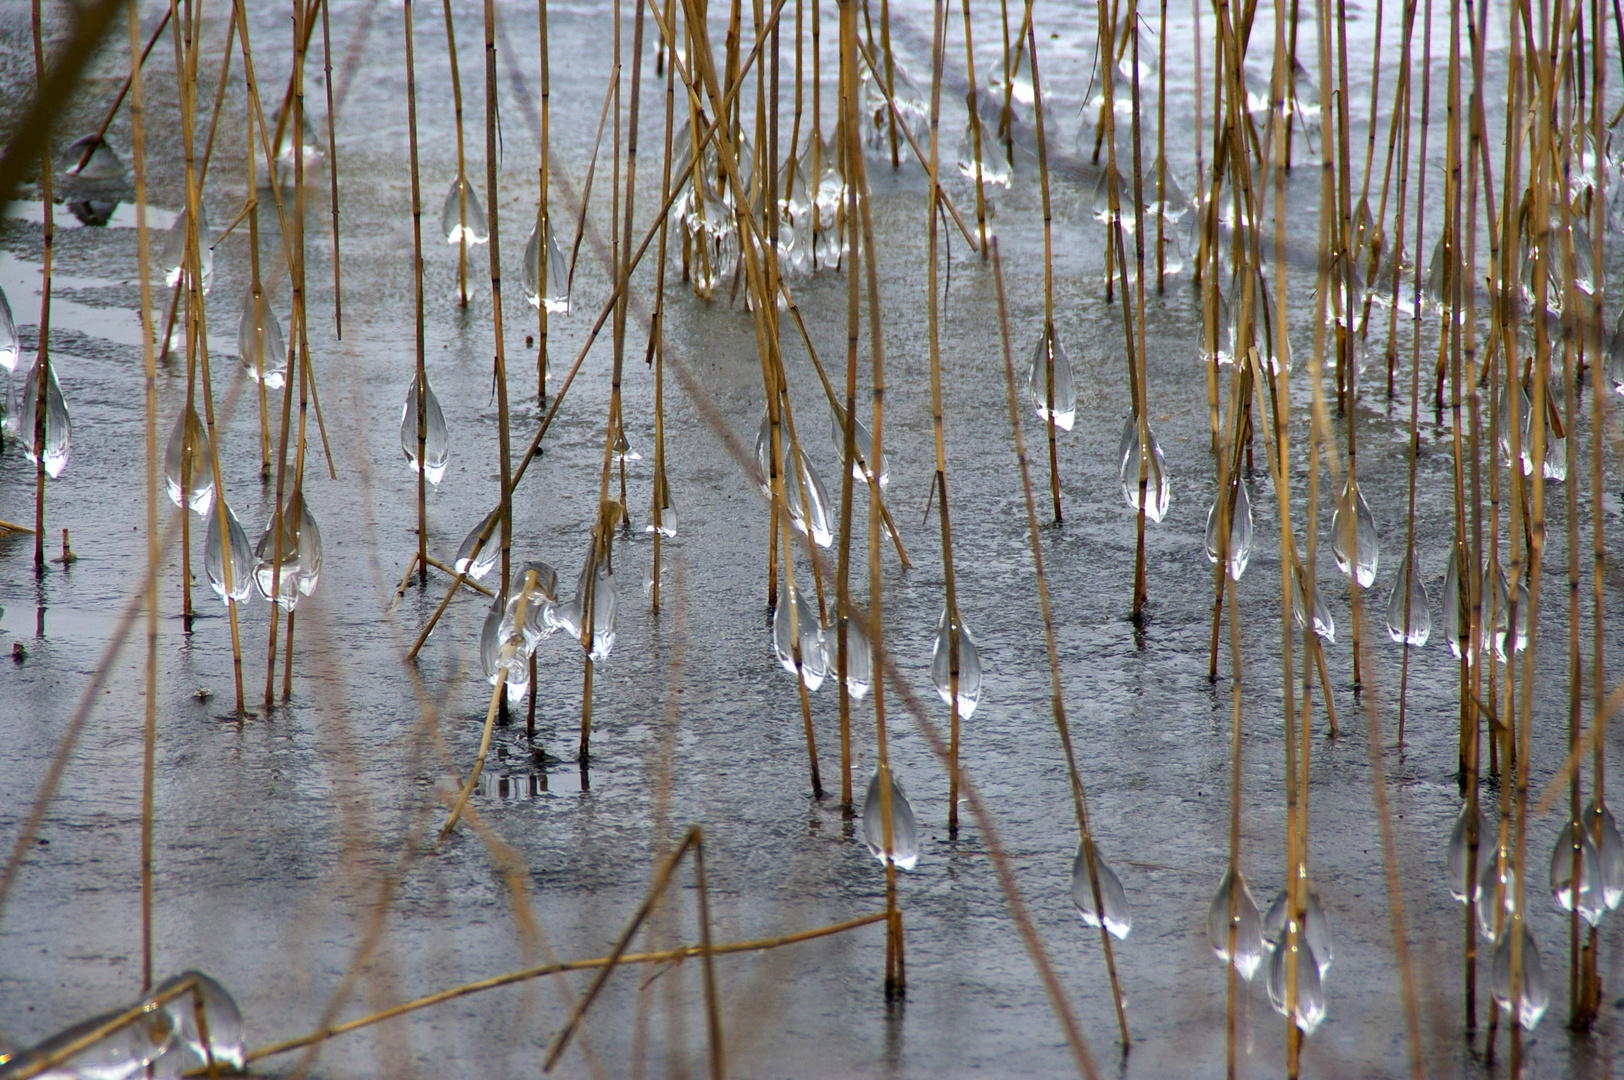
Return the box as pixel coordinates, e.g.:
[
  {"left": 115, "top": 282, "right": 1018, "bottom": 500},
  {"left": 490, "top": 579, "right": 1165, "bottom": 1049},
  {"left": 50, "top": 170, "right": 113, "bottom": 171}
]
[
  {"left": 1022, "top": 5, "right": 1060, "bottom": 523},
  {"left": 320, "top": 0, "right": 342, "bottom": 337},
  {"left": 29, "top": 0, "right": 51, "bottom": 571},
  {"left": 130, "top": 0, "right": 160, "bottom": 994},
  {"left": 992, "top": 237, "right": 1129, "bottom": 1050},
  {"left": 925, "top": 0, "right": 965, "bottom": 833},
  {"left": 250, "top": 910, "right": 886, "bottom": 1064},
  {"left": 169, "top": 0, "right": 247, "bottom": 715},
  {"left": 648, "top": 0, "right": 679, "bottom": 612},
  {"left": 406, "top": 0, "right": 427, "bottom": 586},
  {"left": 538, "top": 0, "right": 552, "bottom": 404},
  {"left": 484, "top": 0, "right": 514, "bottom": 605},
  {"left": 956, "top": 0, "right": 989, "bottom": 256},
  {"left": 442, "top": 0, "right": 471, "bottom": 304},
  {"left": 73, "top": 8, "right": 173, "bottom": 176}
]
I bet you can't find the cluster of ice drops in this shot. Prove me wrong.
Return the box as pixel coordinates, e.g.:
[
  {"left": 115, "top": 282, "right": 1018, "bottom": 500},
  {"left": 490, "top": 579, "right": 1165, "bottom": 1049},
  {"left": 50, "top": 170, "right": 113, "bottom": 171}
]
[{"left": 1443, "top": 797, "right": 1624, "bottom": 1031}]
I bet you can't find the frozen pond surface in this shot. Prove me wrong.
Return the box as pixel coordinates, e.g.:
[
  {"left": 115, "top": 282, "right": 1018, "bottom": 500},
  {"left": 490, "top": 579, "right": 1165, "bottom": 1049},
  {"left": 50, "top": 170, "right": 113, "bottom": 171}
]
[{"left": 1, "top": 0, "right": 1623, "bottom": 1076}]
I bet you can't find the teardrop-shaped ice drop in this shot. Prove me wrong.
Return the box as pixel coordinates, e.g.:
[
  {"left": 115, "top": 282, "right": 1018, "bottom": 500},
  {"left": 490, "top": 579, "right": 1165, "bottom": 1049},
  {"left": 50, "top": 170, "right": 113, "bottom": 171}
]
[
  {"left": 1477, "top": 845, "right": 1518, "bottom": 941},
  {"left": 1118, "top": 415, "right": 1170, "bottom": 523},
  {"left": 1447, "top": 801, "right": 1484, "bottom": 902},
  {"left": 253, "top": 494, "right": 305, "bottom": 609},
  {"left": 1207, "top": 866, "right": 1266, "bottom": 980},
  {"left": 643, "top": 474, "right": 677, "bottom": 537},
  {"left": 829, "top": 407, "right": 891, "bottom": 488},
  {"left": 480, "top": 592, "right": 506, "bottom": 681},
  {"left": 1028, "top": 327, "right": 1076, "bottom": 431},
  {"left": 521, "top": 212, "right": 570, "bottom": 313},
  {"left": 0, "top": 283, "right": 18, "bottom": 373},
  {"left": 832, "top": 611, "right": 872, "bottom": 700},
  {"left": 1442, "top": 549, "right": 1469, "bottom": 661},
  {"left": 237, "top": 288, "right": 288, "bottom": 389},
  {"left": 159, "top": 203, "right": 212, "bottom": 292},
  {"left": 454, "top": 507, "right": 502, "bottom": 580},
  {"left": 1585, "top": 799, "right": 1624, "bottom": 911},
  {"left": 1290, "top": 570, "right": 1336, "bottom": 644},
  {"left": 164, "top": 406, "right": 215, "bottom": 516},
  {"left": 296, "top": 499, "right": 322, "bottom": 597},
  {"left": 1481, "top": 560, "right": 1511, "bottom": 660},
  {"left": 861, "top": 766, "right": 919, "bottom": 870},
  {"left": 1550, "top": 818, "right": 1607, "bottom": 927},
  {"left": 1385, "top": 552, "right": 1431, "bottom": 646},
  {"left": 577, "top": 561, "right": 619, "bottom": 662},
  {"left": 400, "top": 373, "right": 450, "bottom": 484},
  {"left": 772, "top": 586, "right": 827, "bottom": 691},
  {"left": 1071, "top": 842, "right": 1132, "bottom": 940},
  {"left": 1490, "top": 922, "right": 1549, "bottom": 1030},
  {"left": 1265, "top": 933, "right": 1326, "bottom": 1035},
  {"left": 1262, "top": 886, "right": 1334, "bottom": 974},
  {"left": 19, "top": 357, "right": 70, "bottom": 478},
  {"left": 931, "top": 605, "right": 982, "bottom": 718},
  {"left": 441, "top": 176, "right": 490, "bottom": 245},
  {"left": 785, "top": 445, "right": 833, "bottom": 548},
  {"left": 1330, "top": 478, "right": 1379, "bottom": 587},
  {"left": 153, "top": 970, "right": 245, "bottom": 1070},
  {"left": 204, "top": 498, "right": 253, "bottom": 604},
  {"left": 4, "top": 1003, "right": 177, "bottom": 1080},
  {"left": 64, "top": 133, "right": 125, "bottom": 180},
  {"left": 1204, "top": 479, "right": 1253, "bottom": 580}
]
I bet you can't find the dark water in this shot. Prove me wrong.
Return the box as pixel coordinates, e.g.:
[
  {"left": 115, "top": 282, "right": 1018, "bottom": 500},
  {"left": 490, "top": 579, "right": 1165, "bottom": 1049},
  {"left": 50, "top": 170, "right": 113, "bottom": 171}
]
[{"left": 1, "top": 0, "right": 1621, "bottom": 1077}]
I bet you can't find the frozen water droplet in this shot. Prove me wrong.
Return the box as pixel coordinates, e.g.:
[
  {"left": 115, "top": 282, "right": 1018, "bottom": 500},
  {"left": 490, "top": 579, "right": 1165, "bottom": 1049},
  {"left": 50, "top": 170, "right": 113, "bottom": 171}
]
[
  {"left": 441, "top": 176, "right": 490, "bottom": 245},
  {"left": 18, "top": 356, "right": 70, "bottom": 478},
  {"left": 1204, "top": 479, "right": 1252, "bottom": 580},
  {"left": 454, "top": 508, "right": 502, "bottom": 581},
  {"left": 520, "top": 212, "right": 569, "bottom": 313},
  {"left": 63, "top": 134, "right": 125, "bottom": 180},
  {"left": 1385, "top": 551, "right": 1430, "bottom": 646},
  {"left": 1477, "top": 845, "right": 1518, "bottom": 941},
  {"left": 237, "top": 289, "right": 287, "bottom": 389},
  {"left": 1028, "top": 327, "right": 1077, "bottom": 431},
  {"left": 1446, "top": 801, "right": 1483, "bottom": 903},
  {"left": 203, "top": 498, "right": 253, "bottom": 605},
  {"left": 772, "top": 586, "right": 827, "bottom": 691},
  {"left": 1550, "top": 818, "right": 1607, "bottom": 927},
  {"left": 832, "top": 610, "right": 872, "bottom": 700},
  {"left": 1118, "top": 414, "right": 1170, "bottom": 523},
  {"left": 1330, "top": 478, "right": 1378, "bottom": 587},
  {"left": 1070, "top": 842, "right": 1132, "bottom": 940},
  {"left": 829, "top": 407, "right": 890, "bottom": 488},
  {"left": 1265, "top": 933, "right": 1326, "bottom": 1035},
  {"left": 1207, "top": 866, "right": 1265, "bottom": 980},
  {"left": 862, "top": 766, "right": 919, "bottom": 870},
  {"left": 1585, "top": 799, "right": 1624, "bottom": 911},
  {"left": 931, "top": 604, "right": 982, "bottom": 718},
  {"left": 1290, "top": 568, "right": 1336, "bottom": 644},
  {"left": 400, "top": 373, "right": 450, "bottom": 485},
  {"left": 1490, "top": 922, "right": 1549, "bottom": 1030},
  {"left": 164, "top": 406, "right": 214, "bottom": 516}
]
